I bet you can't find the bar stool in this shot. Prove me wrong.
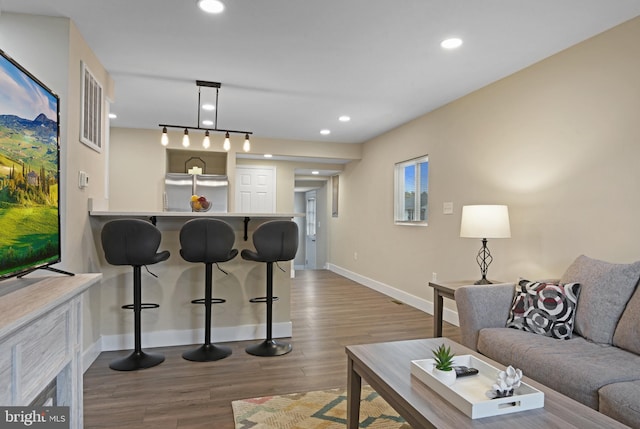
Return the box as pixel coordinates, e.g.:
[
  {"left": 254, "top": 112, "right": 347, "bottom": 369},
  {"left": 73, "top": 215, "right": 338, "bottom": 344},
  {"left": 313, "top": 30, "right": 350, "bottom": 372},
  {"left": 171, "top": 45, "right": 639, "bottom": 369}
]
[
  {"left": 241, "top": 220, "right": 298, "bottom": 356},
  {"left": 179, "top": 219, "right": 238, "bottom": 361},
  {"left": 101, "top": 219, "right": 170, "bottom": 371}
]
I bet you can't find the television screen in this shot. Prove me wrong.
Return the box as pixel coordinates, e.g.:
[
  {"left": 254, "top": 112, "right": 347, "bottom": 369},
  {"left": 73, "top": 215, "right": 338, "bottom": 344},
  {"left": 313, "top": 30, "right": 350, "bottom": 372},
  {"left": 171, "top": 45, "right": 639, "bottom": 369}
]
[{"left": 0, "top": 49, "right": 61, "bottom": 280}]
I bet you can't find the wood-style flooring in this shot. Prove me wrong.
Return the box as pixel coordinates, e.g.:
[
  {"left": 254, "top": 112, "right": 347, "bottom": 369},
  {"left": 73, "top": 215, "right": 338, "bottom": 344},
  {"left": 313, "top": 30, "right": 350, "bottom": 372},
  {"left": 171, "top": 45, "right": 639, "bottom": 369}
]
[{"left": 83, "top": 269, "right": 461, "bottom": 428}]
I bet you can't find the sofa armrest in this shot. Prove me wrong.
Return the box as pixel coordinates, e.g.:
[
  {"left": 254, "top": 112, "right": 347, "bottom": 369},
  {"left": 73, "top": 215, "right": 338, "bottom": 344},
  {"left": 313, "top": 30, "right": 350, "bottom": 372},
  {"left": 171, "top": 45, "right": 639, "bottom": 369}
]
[{"left": 454, "top": 283, "right": 515, "bottom": 351}]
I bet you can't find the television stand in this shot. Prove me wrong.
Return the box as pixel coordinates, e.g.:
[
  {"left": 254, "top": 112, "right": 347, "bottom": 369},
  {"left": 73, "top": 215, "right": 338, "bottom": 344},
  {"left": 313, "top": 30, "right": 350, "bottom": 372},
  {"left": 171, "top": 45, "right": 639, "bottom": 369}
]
[{"left": 17, "top": 265, "right": 75, "bottom": 278}]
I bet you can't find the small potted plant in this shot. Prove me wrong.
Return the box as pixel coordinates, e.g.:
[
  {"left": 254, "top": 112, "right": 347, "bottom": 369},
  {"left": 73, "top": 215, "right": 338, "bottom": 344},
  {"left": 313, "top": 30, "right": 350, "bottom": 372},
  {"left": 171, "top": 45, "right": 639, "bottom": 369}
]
[{"left": 432, "top": 344, "right": 457, "bottom": 386}]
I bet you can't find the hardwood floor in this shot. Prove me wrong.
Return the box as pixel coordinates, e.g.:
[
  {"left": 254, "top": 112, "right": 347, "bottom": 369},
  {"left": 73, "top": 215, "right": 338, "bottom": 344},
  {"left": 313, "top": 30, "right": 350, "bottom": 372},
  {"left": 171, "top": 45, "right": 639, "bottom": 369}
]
[{"left": 83, "top": 269, "right": 461, "bottom": 428}]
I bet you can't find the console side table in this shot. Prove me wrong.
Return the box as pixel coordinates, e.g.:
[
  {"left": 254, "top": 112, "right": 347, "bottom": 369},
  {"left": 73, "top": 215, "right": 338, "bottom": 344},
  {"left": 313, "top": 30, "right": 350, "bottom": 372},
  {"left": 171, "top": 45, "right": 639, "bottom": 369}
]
[{"left": 429, "top": 280, "right": 501, "bottom": 338}]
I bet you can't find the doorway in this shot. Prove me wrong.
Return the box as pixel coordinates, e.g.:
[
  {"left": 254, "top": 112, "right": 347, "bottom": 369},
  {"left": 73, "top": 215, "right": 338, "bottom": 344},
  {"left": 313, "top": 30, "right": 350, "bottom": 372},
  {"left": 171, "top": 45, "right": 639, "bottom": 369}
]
[{"left": 293, "top": 183, "right": 327, "bottom": 270}]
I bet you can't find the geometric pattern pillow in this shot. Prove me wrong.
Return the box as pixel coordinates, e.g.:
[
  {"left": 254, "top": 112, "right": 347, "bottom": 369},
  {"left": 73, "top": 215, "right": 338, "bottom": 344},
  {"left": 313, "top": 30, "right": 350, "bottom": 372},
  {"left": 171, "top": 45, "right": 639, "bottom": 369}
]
[{"left": 506, "top": 279, "right": 581, "bottom": 340}]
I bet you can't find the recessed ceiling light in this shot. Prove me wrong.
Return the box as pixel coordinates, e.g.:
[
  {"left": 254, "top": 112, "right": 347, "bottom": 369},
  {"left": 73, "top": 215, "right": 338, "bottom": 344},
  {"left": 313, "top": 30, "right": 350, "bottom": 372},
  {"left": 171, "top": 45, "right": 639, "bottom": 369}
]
[
  {"left": 202, "top": 120, "right": 214, "bottom": 126},
  {"left": 264, "top": 154, "right": 273, "bottom": 158},
  {"left": 312, "top": 171, "right": 320, "bottom": 175},
  {"left": 202, "top": 103, "right": 216, "bottom": 111},
  {"left": 320, "top": 129, "right": 331, "bottom": 135},
  {"left": 338, "top": 115, "right": 351, "bottom": 122},
  {"left": 198, "top": 0, "right": 225, "bottom": 14},
  {"left": 441, "top": 38, "right": 463, "bottom": 49},
  {"left": 108, "top": 113, "right": 117, "bottom": 119}
]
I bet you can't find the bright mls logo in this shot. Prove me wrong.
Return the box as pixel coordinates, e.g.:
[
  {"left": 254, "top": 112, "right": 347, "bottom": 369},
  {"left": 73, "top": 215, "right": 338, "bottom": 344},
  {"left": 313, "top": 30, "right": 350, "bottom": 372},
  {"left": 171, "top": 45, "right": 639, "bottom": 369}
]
[{"left": 1, "top": 407, "right": 69, "bottom": 428}]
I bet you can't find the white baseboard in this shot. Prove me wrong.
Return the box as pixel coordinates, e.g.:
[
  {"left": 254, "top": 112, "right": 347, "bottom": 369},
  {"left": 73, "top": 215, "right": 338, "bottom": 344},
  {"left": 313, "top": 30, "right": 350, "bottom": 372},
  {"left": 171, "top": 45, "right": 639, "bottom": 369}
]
[
  {"left": 327, "top": 263, "right": 459, "bottom": 327},
  {"left": 100, "top": 322, "right": 293, "bottom": 352},
  {"left": 82, "top": 338, "right": 103, "bottom": 373}
]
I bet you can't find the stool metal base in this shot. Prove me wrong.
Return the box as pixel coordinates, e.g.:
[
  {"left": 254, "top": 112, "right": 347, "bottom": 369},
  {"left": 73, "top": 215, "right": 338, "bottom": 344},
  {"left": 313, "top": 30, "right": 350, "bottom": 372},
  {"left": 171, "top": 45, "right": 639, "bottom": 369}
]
[
  {"left": 246, "top": 339, "right": 292, "bottom": 357},
  {"left": 109, "top": 350, "right": 165, "bottom": 371},
  {"left": 182, "top": 344, "right": 232, "bottom": 362}
]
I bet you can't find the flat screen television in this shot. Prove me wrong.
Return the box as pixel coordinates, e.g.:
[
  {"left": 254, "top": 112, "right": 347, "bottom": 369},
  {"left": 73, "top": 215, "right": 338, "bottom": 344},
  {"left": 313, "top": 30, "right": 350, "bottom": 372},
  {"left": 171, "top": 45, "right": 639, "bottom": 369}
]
[{"left": 0, "top": 49, "right": 66, "bottom": 280}]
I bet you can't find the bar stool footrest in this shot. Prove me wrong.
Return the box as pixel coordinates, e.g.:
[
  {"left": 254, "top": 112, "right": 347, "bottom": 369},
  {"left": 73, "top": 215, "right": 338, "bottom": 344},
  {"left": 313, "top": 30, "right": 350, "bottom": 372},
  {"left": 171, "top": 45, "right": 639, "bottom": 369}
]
[
  {"left": 249, "top": 296, "right": 279, "bottom": 303},
  {"left": 121, "top": 303, "right": 160, "bottom": 310},
  {"left": 190, "top": 298, "right": 226, "bottom": 305}
]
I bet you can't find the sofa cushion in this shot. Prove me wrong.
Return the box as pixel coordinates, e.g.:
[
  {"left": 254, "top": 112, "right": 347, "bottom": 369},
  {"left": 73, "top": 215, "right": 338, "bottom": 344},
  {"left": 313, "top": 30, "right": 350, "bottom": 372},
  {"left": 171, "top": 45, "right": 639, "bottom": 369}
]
[
  {"left": 612, "top": 284, "right": 640, "bottom": 355},
  {"left": 505, "top": 279, "right": 581, "bottom": 340},
  {"left": 559, "top": 255, "right": 640, "bottom": 344},
  {"left": 477, "top": 327, "right": 640, "bottom": 409},
  {"left": 599, "top": 381, "right": 640, "bottom": 429}
]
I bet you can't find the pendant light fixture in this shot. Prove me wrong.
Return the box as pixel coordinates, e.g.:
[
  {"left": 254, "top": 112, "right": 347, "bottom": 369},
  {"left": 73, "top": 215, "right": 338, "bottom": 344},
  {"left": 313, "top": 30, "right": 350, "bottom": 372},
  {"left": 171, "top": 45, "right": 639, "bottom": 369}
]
[
  {"left": 161, "top": 127, "right": 169, "bottom": 146},
  {"left": 223, "top": 132, "right": 231, "bottom": 151},
  {"left": 243, "top": 133, "right": 251, "bottom": 152},
  {"left": 182, "top": 129, "right": 190, "bottom": 147},
  {"left": 159, "top": 80, "right": 252, "bottom": 151}
]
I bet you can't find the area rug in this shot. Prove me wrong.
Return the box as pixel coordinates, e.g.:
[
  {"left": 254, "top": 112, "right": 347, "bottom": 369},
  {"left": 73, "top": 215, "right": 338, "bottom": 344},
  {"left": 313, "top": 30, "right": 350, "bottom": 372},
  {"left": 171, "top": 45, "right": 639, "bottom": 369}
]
[{"left": 232, "top": 386, "right": 411, "bottom": 428}]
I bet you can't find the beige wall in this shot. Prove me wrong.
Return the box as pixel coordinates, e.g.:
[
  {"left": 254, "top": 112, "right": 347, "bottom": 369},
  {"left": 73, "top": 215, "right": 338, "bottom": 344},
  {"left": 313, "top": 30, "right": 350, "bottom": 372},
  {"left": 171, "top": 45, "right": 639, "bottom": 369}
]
[
  {"left": 329, "top": 17, "right": 640, "bottom": 310},
  {"left": 1, "top": 13, "right": 113, "bottom": 353},
  {"left": 109, "top": 127, "right": 360, "bottom": 212}
]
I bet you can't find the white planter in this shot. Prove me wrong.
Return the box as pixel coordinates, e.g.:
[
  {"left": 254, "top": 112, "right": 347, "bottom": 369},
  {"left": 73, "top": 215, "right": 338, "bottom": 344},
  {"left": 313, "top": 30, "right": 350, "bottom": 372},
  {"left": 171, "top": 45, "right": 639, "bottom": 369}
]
[{"left": 433, "top": 368, "right": 456, "bottom": 386}]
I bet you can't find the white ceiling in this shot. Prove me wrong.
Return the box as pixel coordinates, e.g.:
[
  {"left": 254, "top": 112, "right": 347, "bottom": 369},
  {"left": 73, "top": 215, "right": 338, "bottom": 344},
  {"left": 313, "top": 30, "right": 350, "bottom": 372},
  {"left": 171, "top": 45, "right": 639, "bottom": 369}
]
[{"left": 2, "top": 1, "right": 640, "bottom": 146}]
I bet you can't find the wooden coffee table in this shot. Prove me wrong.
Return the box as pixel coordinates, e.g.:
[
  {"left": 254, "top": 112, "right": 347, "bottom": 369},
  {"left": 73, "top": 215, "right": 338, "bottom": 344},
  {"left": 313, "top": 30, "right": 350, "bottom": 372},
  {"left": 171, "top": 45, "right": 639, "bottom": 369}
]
[{"left": 346, "top": 338, "right": 627, "bottom": 428}]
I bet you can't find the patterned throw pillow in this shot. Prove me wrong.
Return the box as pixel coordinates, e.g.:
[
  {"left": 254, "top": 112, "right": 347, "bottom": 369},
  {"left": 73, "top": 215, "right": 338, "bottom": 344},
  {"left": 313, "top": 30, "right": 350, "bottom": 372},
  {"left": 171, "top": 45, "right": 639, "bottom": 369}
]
[{"left": 506, "top": 279, "right": 581, "bottom": 340}]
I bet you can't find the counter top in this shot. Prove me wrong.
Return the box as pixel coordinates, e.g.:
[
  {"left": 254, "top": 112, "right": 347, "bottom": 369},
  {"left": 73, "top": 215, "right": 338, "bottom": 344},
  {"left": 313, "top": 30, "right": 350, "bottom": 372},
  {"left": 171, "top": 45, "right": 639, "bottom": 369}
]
[
  {"left": 0, "top": 273, "right": 102, "bottom": 339},
  {"left": 89, "top": 211, "right": 304, "bottom": 218}
]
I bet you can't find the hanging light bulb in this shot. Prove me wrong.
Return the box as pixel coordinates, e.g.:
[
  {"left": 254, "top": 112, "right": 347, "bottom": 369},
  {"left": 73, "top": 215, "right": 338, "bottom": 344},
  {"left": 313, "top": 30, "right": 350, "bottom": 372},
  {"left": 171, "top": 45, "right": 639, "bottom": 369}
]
[
  {"left": 243, "top": 134, "right": 251, "bottom": 152},
  {"left": 182, "top": 129, "right": 190, "bottom": 147},
  {"left": 161, "top": 127, "right": 169, "bottom": 146},
  {"left": 223, "top": 132, "right": 231, "bottom": 151},
  {"left": 202, "top": 130, "right": 211, "bottom": 148}
]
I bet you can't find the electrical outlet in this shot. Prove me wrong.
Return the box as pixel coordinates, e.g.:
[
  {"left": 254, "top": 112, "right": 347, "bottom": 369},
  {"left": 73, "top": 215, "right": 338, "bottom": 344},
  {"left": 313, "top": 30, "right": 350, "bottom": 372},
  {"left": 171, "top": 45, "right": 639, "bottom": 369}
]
[
  {"left": 354, "top": 252, "right": 358, "bottom": 260},
  {"left": 432, "top": 272, "right": 438, "bottom": 282}
]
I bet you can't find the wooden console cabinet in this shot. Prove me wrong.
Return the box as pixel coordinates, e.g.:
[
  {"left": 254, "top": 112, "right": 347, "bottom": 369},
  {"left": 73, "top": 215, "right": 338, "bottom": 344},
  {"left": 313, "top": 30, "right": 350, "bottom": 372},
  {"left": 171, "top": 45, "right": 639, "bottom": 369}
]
[{"left": 0, "top": 274, "right": 101, "bottom": 429}]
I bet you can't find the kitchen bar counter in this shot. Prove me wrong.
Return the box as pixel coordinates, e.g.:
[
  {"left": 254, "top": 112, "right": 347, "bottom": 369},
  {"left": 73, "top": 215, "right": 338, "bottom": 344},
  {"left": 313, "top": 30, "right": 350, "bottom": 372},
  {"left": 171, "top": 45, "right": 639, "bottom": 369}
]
[
  {"left": 90, "top": 211, "right": 303, "bottom": 240},
  {"left": 89, "top": 210, "right": 302, "bottom": 218},
  {"left": 88, "top": 211, "right": 303, "bottom": 353}
]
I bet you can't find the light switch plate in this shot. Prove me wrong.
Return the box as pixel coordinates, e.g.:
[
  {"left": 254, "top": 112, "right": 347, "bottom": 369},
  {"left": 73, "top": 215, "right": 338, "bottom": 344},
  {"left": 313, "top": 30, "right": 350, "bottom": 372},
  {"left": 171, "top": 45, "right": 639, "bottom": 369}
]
[
  {"left": 443, "top": 202, "right": 453, "bottom": 215},
  {"left": 78, "top": 171, "right": 89, "bottom": 188}
]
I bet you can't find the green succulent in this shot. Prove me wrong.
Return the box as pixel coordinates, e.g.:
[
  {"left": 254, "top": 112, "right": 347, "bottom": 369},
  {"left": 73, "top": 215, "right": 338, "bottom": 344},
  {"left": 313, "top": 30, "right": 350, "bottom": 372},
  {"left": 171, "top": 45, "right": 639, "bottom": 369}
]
[{"left": 432, "top": 344, "right": 455, "bottom": 371}]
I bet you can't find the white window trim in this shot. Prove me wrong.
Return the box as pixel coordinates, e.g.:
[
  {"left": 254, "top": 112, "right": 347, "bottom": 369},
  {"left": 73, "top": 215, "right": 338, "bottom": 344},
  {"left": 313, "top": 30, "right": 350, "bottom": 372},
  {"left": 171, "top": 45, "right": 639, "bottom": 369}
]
[{"left": 394, "top": 155, "right": 429, "bottom": 226}]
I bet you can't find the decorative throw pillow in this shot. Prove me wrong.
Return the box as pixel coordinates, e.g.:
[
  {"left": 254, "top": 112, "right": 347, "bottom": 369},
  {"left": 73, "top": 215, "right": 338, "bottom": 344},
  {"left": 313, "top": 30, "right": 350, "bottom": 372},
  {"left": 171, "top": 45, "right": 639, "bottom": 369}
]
[
  {"left": 560, "top": 255, "right": 640, "bottom": 344},
  {"left": 506, "top": 279, "right": 581, "bottom": 340}
]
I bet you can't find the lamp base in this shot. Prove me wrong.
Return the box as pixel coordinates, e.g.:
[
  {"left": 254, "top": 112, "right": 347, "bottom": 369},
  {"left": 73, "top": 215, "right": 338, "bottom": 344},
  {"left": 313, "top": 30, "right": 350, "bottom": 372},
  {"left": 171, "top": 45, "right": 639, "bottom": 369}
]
[{"left": 474, "top": 278, "right": 492, "bottom": 285}]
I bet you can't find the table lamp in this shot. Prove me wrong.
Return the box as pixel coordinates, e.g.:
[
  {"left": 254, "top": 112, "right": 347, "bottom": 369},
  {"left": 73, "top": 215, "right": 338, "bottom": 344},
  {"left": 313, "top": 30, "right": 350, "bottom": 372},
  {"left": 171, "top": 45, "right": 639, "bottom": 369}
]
[{"left": 460, "top": 205, "right": 511, "bottom": 284}]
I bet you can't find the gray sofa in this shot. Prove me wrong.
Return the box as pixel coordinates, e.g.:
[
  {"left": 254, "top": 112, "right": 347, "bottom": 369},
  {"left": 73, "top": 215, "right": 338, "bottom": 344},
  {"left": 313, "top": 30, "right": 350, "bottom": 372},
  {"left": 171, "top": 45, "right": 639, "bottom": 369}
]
[{"left": 455, "top": 255, "right": 640, "bottom": 428}]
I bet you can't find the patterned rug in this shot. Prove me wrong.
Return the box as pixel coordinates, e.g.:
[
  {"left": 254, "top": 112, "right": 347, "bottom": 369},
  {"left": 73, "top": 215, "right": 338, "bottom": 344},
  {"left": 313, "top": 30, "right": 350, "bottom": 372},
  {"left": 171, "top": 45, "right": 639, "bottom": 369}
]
[{"left": 232, "top": 386, "right": 412, "bottom": 428}]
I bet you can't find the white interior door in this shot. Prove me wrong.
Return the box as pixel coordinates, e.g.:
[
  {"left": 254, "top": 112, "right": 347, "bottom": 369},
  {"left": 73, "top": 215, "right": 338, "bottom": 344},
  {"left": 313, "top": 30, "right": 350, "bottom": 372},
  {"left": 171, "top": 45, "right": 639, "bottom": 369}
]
[{"left": 235, "top": 166, "right": 276, "bottom": 213}]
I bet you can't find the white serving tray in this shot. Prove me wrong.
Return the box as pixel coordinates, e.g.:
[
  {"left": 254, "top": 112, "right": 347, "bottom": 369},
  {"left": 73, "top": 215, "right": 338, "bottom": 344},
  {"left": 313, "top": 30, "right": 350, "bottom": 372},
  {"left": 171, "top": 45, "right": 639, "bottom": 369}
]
[{"left": 411, "top": 354, "right": 544, "bottom": 419}]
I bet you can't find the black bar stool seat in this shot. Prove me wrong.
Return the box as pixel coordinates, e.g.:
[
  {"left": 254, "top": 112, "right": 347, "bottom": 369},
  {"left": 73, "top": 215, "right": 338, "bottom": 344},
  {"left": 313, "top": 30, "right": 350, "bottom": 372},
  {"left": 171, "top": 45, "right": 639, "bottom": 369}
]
[
  {"left": 101, "top": 219, "right": 170, "bottom": 371},
  {"left": 179, "top": 218, "right": 238, "bottom": 362},
  {"left": 241, "top": 220, "right": 298, "bottom": 357}
]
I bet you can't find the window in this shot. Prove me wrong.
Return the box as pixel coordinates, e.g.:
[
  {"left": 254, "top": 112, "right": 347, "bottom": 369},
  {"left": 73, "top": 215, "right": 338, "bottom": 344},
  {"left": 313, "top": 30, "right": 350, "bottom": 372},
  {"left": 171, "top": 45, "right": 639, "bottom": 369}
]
[
  {"left": 306, "top": 194, "right": 316, "bottom": 237},
  {"left": 80, "top": 61, "right": 103, "bottom": 152},
  {"left": 394, "top": 155, "right": 429, "bottom": 225}
]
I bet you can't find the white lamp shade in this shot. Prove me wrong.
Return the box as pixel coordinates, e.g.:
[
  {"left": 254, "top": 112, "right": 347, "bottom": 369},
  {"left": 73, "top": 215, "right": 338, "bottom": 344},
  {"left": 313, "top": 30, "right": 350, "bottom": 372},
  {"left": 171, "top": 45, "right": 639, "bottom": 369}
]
[{"left": 460, "top": 205, "right": 511, "bottom": 239}]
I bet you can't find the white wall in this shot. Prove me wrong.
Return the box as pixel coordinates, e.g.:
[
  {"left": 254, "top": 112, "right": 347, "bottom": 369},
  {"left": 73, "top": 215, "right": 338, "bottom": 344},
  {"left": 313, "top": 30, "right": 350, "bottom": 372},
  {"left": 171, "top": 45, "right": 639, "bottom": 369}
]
[{"left": 328, "top": 16, "right": 640, "bottom": 315}]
